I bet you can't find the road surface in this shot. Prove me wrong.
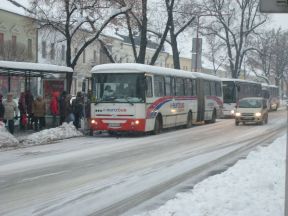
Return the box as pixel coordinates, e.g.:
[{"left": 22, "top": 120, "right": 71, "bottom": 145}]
[{"left": 0, "top": 109, "right": 286, "bottom": 216}]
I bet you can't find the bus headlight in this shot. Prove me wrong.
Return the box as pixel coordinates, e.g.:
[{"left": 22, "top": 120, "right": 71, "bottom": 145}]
[
  {"left": 255, "top": 112, "right": 261, "bottom": 117},
  {"left": 235, "top": 112, "right": 241, "bottom": 117},
  {"left": 91, "top": 119, "right": 98, "bottom": 125},
  {"left": 131, "top": 120, "right": 140, "bottom": 126},
  {"left": 231, "top": 110, "right": 235, "bottom": 114}
]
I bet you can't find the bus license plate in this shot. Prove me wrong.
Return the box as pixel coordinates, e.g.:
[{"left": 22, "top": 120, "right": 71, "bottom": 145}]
[{"left": 109, "top": 123, "right": 120, "bottom": 127}]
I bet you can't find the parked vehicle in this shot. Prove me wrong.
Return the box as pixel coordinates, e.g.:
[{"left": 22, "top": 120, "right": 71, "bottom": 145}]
[{"left": 235, "top": 97, "right": 268, "bottom": 126}]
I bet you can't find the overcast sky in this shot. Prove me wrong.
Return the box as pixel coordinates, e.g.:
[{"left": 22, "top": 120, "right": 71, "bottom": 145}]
[{"left": 270, "top": 14, "right": 288, "bottom": 29}]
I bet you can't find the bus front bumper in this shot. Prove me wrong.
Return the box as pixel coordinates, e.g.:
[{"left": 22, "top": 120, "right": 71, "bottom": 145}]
[{"left": 90, "top": 118, "right": 146, "bottom": 132}]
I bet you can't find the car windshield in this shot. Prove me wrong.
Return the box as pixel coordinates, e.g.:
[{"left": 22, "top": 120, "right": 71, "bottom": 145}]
[
  {"left": 92, "top": 73, "right": 145, "bottom": 103},
  {"left": 239, "top": 99, "right": 262, "bottom": 108}
]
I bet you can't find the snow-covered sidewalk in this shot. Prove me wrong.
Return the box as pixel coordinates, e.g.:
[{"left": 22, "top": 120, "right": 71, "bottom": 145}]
[
  {"left": 0, "top": 122, "right": 83, "bottom": 148},
  {"left": 135, "top": 135, "right": 286, "bottom": 216}
]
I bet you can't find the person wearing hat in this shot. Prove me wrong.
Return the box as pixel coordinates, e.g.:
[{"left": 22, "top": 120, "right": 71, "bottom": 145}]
[
  {"left": 3, "top": 92, "right": 18, "bottom": 134},
  {"left": 0, "top": 94, "right": 4, "bottom": 122}
]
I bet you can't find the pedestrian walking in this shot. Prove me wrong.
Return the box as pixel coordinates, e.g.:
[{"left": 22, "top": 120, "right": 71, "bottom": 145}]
[
  {"left": 72, "top": 92, "right": 84, "bottom": 129},
  {"left": 65, "top": 94, "right": 74, "bottom": 123},
  {"left": 50, "top": 92, "right": 59, "bottom": 127},
  {"left": 59, "top": 91, "right": 67, "bottom": 125},
  {"left": 0, "top": 94, "right": 4, "bottom": 122},
  {"left": 18, "top": 92, "right": 27, "bottom": 130},
  {"left": 3, "top": 92, "right": 18, "bottom": 134},
  {"left": 32, "top": 96, "right": 46, "bottom": 131}
]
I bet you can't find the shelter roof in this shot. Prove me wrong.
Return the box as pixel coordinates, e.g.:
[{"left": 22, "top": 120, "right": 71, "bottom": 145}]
[{"left": 0, "top": 60, "right": 73, "bottom": 77}]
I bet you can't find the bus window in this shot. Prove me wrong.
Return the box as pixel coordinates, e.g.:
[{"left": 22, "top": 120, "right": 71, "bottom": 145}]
[
  {"left": 165, "top": 76, "right": 171, "bottom": 96},
  {"left": 210, "top": 81, "right": 216, "bottom": 96},
  {"left": 175, "top": 77, "right": 184, "bottom": 96},
  {"left": 192, "top": 79, "right": 197, "bottom": 96},
  {"left": 204, "top": 81, "right": 210, "bottom": 96},
  {"left": 171, "top": 77, "right": 176, "bottom": 96},
  {"left": 154, "top": 75, "right": 165, "bottom": 97},
  {"left": 146, "top": 76, "right": 153, "bottom": 98},
  {"left": 184, "top": 78, "right": 192, "bottom": 96},
  {"left": 222, "top": 81, "right": 236, "bottom": 103},
  {"left": 215, "top": 82, "right": 222, "bottom": 97}
]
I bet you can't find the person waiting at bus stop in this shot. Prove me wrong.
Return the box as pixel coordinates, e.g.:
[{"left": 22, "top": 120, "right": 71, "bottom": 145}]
[
  {"left": 3, "top": 92, "right": 18, "bottom": 134},
  {"left": 0, "top": 94, "right": 5, "bottom": 122},
  {"left": 32, "top": 96, "right": 46, "bottom": 131}
]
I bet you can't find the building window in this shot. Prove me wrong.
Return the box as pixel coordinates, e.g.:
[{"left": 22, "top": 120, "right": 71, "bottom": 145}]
[
  {"left": 50, "top": 43, "right": 55, "bottom": 60},
  {"left": 12, "top": 35, "right": 16, "bottom": 57},
  {"left": 27, "top": 39, "right": 32, "bottom": 59},
  {"left": 42, "top": 41, "right": 46, "bottom": 58},
  {"left": 0, "top": 33, "right": 4, "bottom": 56},
  {"left": 74, "top": 47, "right": 78, "bottom": 57},
  {"left": 61, "top": 45, "right": 65, "bottom": 61},
  {"left": 93, "top": 50, "right": 96, "bottom": 62}
]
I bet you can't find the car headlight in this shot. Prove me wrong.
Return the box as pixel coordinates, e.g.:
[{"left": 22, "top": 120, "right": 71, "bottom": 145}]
[
  {"left": 235, "top": 112, "right": 241, "bottom": 117},
  {"left": 255, "top": 112, "right": 261, "bottom": 117}
]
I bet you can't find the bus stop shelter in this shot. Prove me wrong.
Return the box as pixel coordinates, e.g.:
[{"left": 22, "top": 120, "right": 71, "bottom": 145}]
[{"left": 0, "top": 60, "right": 73, "bottom": 96}]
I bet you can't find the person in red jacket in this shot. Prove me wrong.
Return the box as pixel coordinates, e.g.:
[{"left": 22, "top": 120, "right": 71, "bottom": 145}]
[{"left": 50, "top": 92, "right": 59, "bottom": 127}]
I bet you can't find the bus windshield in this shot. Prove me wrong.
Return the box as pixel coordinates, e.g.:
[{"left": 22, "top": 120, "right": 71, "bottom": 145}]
[
  {"left": 92, "top": 73, "right": 145, "bottom": 103},
  {"left": 222, "top": 81, "right": 236, "bottom": 103}
]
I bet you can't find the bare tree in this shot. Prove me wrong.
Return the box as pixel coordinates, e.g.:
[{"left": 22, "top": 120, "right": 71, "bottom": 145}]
[
  {"left": 201, "top": 0, "right": 267, "bottom": 78},
  {"left": 204, "top": 34, "right": 227, "bottom": 75},
  {"left": 247, "top": 28, "right": 288, "bottom": 86},
  {"left": 29, "top": 0, "right": 130, "bottom": 92}
]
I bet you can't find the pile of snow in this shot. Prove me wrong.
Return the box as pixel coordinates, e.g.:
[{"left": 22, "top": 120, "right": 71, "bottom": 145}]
[
  {"left": 0, "top": 121, "right": 19, "bottom": 148},
  {"left": 20, "top": 123, "right": 83, "bottom": 146},
  {"left": 135, "top": 135, "right": 286, "bottom": 216}
]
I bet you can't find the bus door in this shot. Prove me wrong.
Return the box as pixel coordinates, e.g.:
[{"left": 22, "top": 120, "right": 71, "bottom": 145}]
[{"left": 196, "top": 78, "right": 205, "bottom": 122}]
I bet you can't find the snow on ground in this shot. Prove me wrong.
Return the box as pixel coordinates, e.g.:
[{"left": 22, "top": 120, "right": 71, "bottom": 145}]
[
  {"left": 20, "top": 123, "right": 83, "bottom": 146},
  {"left": 134, "top": 134, "right": 286, "bottom": 216},
  {"left": 0, "top": 121, "right": 19, "bottom": 148}
]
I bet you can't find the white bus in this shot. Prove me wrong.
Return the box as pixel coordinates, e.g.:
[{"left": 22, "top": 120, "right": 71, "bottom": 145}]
[
  {"left": 90, "top": 63, "right": 223, "bottom": 134},
  {"left": 261, "top": 83, "right": 280, "bottom": 111},
  {"left": 222, "top": 78, "right": 262, "bottom": 117}
]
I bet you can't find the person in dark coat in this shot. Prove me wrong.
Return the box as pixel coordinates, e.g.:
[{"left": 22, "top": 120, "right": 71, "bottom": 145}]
[
  {"left": 25, "top": 90, "right": 34, "bottom": 129},
  {"left": 59, "top": 91, "right": 67, "bottom": 125},
  {"left": 50, "top": 92, "right": 59, "bottom": 127},
  {"left": 65, "top": 94, "right": 74, "bottom": 123},
  {"left": 0, "top": 94, "right": 4, "bottom": 122},
  {"left": 18, "top": 92, "right": 27, "bottom": 130},
  {"left": 32, "top": 96, "right": 46, "bottom": 131},
  {"left": 72, "top": 92, "right": 84, "bottom": 129}
]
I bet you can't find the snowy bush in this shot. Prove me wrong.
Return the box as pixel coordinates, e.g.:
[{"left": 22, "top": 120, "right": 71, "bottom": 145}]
[
  {"left": 20, "top": 122, "right": 83, "bottom": 146},
  {"left": 0, "top": 121, "right": 19, "bottom": 148}
]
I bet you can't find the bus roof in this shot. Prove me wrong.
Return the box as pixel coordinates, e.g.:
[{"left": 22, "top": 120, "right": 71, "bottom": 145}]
[
  {"left": 261, "top": 83, "right": 278, "bottom": 88},
  {"left": 91, "top": 63, "right": 196, "bottom": 79},
  {"left": 221, "top": 78, "right": 260, "bottom": 84},
  {"left": 191, "top": 72, "right": 222, "bottom": 81}
]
